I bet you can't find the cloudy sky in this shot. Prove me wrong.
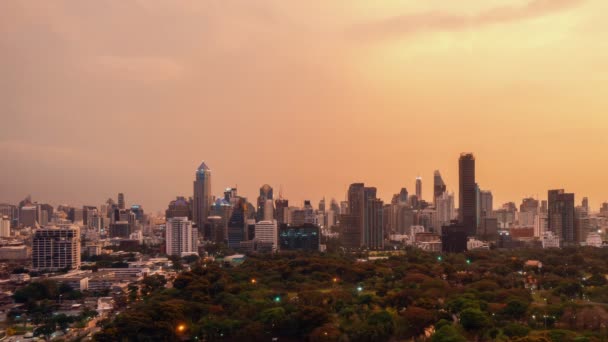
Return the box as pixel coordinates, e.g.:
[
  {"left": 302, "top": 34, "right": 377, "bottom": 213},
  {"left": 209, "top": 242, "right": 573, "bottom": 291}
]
[{"left": 1, "top": 0, "right": 607, "bottom": 212}]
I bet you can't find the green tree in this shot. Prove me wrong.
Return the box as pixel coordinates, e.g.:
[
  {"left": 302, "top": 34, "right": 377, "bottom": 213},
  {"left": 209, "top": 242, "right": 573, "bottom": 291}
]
[
  {"left": 431, "top": 325, "right": 467, "bottom": 342},
  {"left": 459, "top": 308, "right": 489, "bottom": 332}
]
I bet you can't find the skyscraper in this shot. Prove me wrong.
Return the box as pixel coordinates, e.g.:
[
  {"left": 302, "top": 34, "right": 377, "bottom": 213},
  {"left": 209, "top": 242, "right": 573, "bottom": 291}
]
[
  {"left": 479, "top": 190, "right": 493, "bottom": 218},
  {"left": 341, "top": 183, "right": 384, "bottom": 249},
  {"left": 548, "top": 189, "right": 575, "bottom": 245},
  {"left": 433, "top": 171, "right": 446, "bottom": 205},
  {"left": 459, "top": 153, "right": 477, "bottom": 236},
  {"left": 193, "top": 161, "right": 212, "bottom": 229},
  {"left": 32, "top": 226, "right": 81, "bottom": 271},
  {"left": 255, "top": 220, "right": 278, "bottom": 250},
  {"left": 227, "top": 198, "right": 246, "bottom": 249},
  {"left": 117, "top": 193, "right": 125, "bottom": 210},
  {"left": 166, "top": 217, "right": 198, "bottom": 257},
  {"left": 256, "top": 184, "right": 274, "bottom": 222},
  {"left": 416, "top": 177, "right": 422, "bottom": 200}
]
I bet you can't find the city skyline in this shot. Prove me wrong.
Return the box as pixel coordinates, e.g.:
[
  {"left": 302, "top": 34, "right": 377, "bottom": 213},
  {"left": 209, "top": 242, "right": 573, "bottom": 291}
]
[
  {"left": 1, "top": 153, "right": 605, "bottom": 215},
  {"left": 2, "top": 1, "right": 608, "bottom": 212}
]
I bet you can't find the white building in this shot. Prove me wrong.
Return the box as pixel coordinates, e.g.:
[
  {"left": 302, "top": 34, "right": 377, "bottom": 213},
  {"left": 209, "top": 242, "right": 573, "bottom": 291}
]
[
  {"left": 255, "top": 220, "right": 278, "bottom": 250},
  {"left": 541, "top": 231, "right": 560, "bottom": 248},
  {"left": 165, "top": 217, "right": 198, "bottom": 257},
  {"left": 467, "top": 238, "right": 489, "bottom": 250},
  {"left": 435, "top": 192, "right": 455, "bottom": 229},
  {"left": 586, "top": 232, "right": 603, "bottom": 248},
  {"left": 264, "top": 199, "right": 274, "bottom": 221},
  {"left": 0, "top": 216, "right": 10, "bottom": 237},
  {"left": 534, "top": 213, "right": 548, "bottom": 238},
  {"left": 409, "top": 225, "right": 425, "bottom": 243}
]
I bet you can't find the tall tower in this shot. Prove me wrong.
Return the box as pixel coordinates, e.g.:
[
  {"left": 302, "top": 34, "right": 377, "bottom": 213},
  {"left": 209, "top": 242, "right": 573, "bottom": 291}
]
[
  {"left": 433, "top": 171, "right": 446, "bottom": 205},
  {"left": 548, "top": 189, "right": 575, "bottom": 245},
  {"left": 415, "top": 177, "right": 422, "bottom": 200},
  {"left": 256, "top": 184, "right": 274, "bottom": 222},
  {"left": 193, "top": 161, "right": 212, "bottom": 229},
  {"left": 166, "top": 217, "right": 198, "bottom": 256},
  {"left": 459, "top": 153, "right": 477, "bottom": 236},
  {"left": 117, "top": 193, "right": 125, "bottom": 210}
]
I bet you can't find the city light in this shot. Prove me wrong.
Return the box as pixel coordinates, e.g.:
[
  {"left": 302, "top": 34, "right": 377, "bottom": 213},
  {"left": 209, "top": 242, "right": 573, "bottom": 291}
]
[{"left": 177, "top": 324, "right": 186, "bottom": 333}]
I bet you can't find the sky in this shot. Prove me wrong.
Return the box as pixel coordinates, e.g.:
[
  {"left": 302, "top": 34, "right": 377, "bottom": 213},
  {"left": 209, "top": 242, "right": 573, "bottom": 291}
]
[{"left": 1, "top": 0, "right": 607, "bottom": 213}]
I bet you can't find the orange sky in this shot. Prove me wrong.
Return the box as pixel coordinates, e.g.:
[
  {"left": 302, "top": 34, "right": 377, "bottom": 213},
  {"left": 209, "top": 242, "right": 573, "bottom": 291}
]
[{"left": 1, "top": 0, "right": 607, "bottom": 212}]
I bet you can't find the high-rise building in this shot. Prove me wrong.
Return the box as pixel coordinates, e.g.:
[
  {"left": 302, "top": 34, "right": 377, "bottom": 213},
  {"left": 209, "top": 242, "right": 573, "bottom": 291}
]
[
  {"left": 0, "top": 216, "right": 10, "bottom": 237},
  {"left": 0, "top": 204, "right": 18, "bottom": 227},
  {"left": 574, "top": 206, "right": 590, "bottom": 243},
  {"left": 416, "top": 177, "right": 422, "bottom": 200},
  {"left": 263, "top": 199, "right": 274, "bottom": 221},
  {"left": 32, "top": 226, "right": 81, "bottom": 271},
  {"left": 19, "top": 205, "right": 38, "bottom": 227},
  {"left": 459, "top": 153, "right": 477, "bottom": 236},
  {"left": 255, "top": 220, "right": 278, "bottom": 250},
  {"left": 319, "top": 198, "right": 326, "bottom": 213},
  {"left": 342, "top": 183, "right": 384, "bottom": 249},
  {"left": 227, "top": 199, "right": 246, "bottom": 249},
  {"left": 109, "top": 221, "right": 131, "bottom": 238},
  {"left": 436, "top": 192, "right": 455, "bottom": 231},
  {"left": 166, "top": 217, "right": 198, "bottom": 256},
  {"left": 479, "top": 191, "right": 493, "bottom": 218},
  {"left": 548, "top": 189, "right": 575, "bottom": 245},
  {"left": 193, "top": 161, "right": 212, "bottom": 229},
  {"left": 275, "top": 199, "right": 289, "bottom": 224},
  {"left": 433, "top": 171, "right": 447, "bottom": 205},
  {"left": 117, "top": 193, "right": 125, "bottom": 210},
  {"left": 582, "top": 197, "right": 589, "bottom": 212},
  {"left": 205, "top": 216, "right": 225, "bottom": 244},
  {"left": 256, "top": 184, "right": 274, "bottom": 222},
  {"left": 441, "top": 221, "right": 467, "bottom": 253},
  {"left": 398, "top": 188, "right": 408, "bottom": 204},
  {"left": 601, "top": 203, "right": 608, "bottom": 217},
  {"left": 166, "top": 197, "right": 192, "bottom": 220}
]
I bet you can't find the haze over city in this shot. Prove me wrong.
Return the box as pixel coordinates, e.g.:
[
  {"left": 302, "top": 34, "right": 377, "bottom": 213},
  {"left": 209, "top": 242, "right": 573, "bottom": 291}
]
[{"left": 2, "top": 0, "right": 608, "bottom": 212}]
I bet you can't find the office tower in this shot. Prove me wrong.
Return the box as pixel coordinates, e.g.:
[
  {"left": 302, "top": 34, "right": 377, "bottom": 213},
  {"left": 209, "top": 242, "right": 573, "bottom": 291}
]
[
  {"left": 534, "top": 212, "right": 548, "bottom": 237},
  {"left": 205, "top": 216, "right": 225, "bottom": 243},
  {"left": 0, "top": 204, "right": 18, "bottom": 227},
  {"left": 342, "top": 183, "right": 384, "bottom": 249},
  {"left": 441, "top": 221, "right": 468, "bottom": 253},
  {"left": 601, "top": 203, "right": 608, "bottom": 217},
  {"left": 118, "top": 193, "right": 125, "bottom": 210},
  {"left": 247, "top": 219, "right": 256, "bottom": 240},
  {"left": 32, "top": 226, "right": 81, "bottom": 271},
  {"left": 255, "top": 220, "right": 278, "bottom": 250},
  {"left": 398, "top": 188, "right": 408, "bottom": 204},
  {"left": 69, "top": 207, "right": 84, "bottom": 224},
  {"left": 263, "top": 199, "right": 274, "bottom": 221},
  {"left": 540, "top": 200, "right": 548, "bottom": 214},
  {"left": 279, "top": 223, "right": 320, "bottom": 251},
  {"left": 479, "top": 191, "right": 493, "bottom": 218},
  {"left": 520, "top": 198, "right": 539, "bottom": 214},
  {"left": 548, "top": 189, "right": 575, "bottom": 245},
  {"left": 38, "top": 204, "right": 53, "bottom": 226},
  {"left": 459, "top": 153, "right": 477, "bottom": 236},
  {"left": 109, "top": 221, "right": 131, "bottom": 238},
  {"left": 340, "top": 201, "right": 348, "bottom": 215},
  {"left": 436, "top": 192, "right": 455, "bottom": 231},
  {"left": 82, "top": 206, "right": 97, "bottom": 226},
  {"left": 365, "top": 197, "right": 384, "bottom": 249},
  {"left": 582, "top": 197, "right": 589, "bottom": 212},
  {"left": 416, "top": 177, "right": 422, "bottom": 200},
  {"left": 131, "top": 205, "right": 145, "bottom": 222},
  {"left": 0, "top": 216, "right": 10, "bottom": 237},
  {"left": 433, "top": 171, "right": 446, "bottom": 205},
  {"left": 193, "top": 161, "right": 212, "bottom": 229},
  {"left": 166, "top": 197, "right": 192, "bottom": 220},
  {"left": 330, "top": 199, "right": 340, "bottom": 215},
  {"left": 479, "top": 217, "right": 499, "bottom": 240},
  {"left": 319, "top": 198, "right": 326, "bottom": 213},
  {"left": 224, "top": 187, "right": 238, "bottom": 203},
  {"left": 19, "top": 205, "right": 37, "bottom": 227},
  {"left": 275, "top": 199, "right": 289, "bottom": 224},
  {"left": 574, "top": 206, "right": 590, "bottom": 243},
  {"left": 256, "top": 184, "right": 274, "bottom": 222},
  {"left": 227, "top": 199, "right": 246, "bottom": 249},
  {"left": 165, "top": 217, "right": 198, "bottom": 256}
]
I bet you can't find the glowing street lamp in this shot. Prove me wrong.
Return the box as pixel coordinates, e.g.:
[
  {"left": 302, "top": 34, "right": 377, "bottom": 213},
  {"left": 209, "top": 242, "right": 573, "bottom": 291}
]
[
  {"left": 251, "top": 278, "right": 257, "bottom": 284},
  {"left": 357, "top": 286, "right": 363, "bottom": 292},
  {"left": 177, "top": 324, "right": 186, "bottom": 333}
]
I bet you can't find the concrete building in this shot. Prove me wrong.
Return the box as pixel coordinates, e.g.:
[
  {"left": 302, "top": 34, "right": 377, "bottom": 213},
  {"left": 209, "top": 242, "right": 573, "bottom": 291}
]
[
  {"left": 0, "top": 245, "right": 28, "bottom": 260},
  {"left": 32, "top": 226, "right": 81, "bottom": 271},
  {"left": 165, "top": 217, "right": 198, "bottom": 257},
  {"left": 0, "top": 216, "right": 10, "bottom": 237},
  {"left": 548, "top": 189, "right": 575, "bottom": 245},
  {"left": 541, "top": 231, "right": 560, "bottom": 249},
  {"left": 193, "top": 161, "right": 212, "bottom": 229},
  {"left": 459, "top": 153, "right": 477, "bottom": 236},
  {"left": 254, "top": 220, "right": 278, "bottom": 250}
]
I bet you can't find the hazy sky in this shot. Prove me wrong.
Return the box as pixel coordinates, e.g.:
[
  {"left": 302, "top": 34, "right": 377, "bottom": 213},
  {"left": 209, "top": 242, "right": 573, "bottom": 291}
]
[{"left": 1, "top": 0, "right": 607, "bottom": 213}]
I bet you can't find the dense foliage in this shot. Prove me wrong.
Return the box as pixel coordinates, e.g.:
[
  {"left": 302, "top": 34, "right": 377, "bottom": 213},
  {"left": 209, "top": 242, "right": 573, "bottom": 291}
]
[{"left": 96, "top": 247, "right": 608, "bottom": 341}]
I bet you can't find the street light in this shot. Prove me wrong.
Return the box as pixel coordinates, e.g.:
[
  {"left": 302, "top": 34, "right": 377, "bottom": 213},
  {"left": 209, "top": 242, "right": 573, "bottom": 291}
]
[
  {"left": 250, "top": 278, "right": 257, "bottom": 284},
  {"left": 274, "top": 296, "right": 281, "bottom": 303},
  {"left": 357, "top": 286, "right": 363, "bottom": 292},
  {"left": 177, "top": 324, "right": 186, "bottom": 333}
]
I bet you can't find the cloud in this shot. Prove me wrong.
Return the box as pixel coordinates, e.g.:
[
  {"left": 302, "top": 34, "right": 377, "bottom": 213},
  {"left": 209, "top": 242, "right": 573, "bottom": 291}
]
[
  {"left": 350, "top": 0, "right": 585, "bottom": 41},
  {"left": 89, "top": 55, "right": 184, "bottom": 82}
]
